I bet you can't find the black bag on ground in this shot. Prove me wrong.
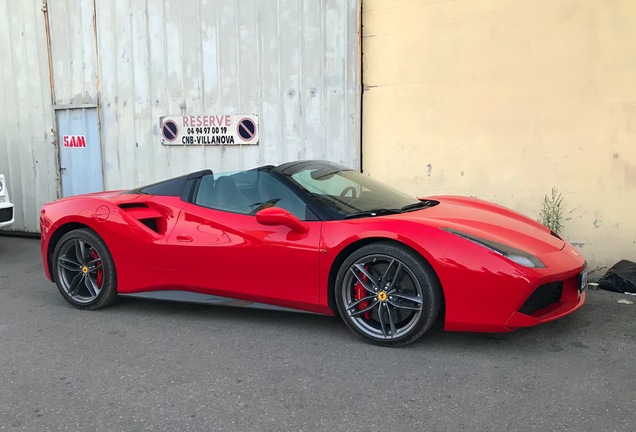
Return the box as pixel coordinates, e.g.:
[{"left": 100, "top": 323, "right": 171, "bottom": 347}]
[{"left": 598, "top": 260, "right": 636, "bottom": 294}]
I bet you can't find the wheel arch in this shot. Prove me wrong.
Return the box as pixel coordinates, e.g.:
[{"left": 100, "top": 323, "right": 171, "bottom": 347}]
[
  {"left": 46, "top": 222, "right": 92, "bottom": 282},
  {"left": 327, "top": 237, "right": 446, "bottom": 316}
]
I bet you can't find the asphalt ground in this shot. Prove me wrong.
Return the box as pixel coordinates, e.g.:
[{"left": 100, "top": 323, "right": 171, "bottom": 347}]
[{"left": 0, "top": 235, "right": 634, "bottom": 431}]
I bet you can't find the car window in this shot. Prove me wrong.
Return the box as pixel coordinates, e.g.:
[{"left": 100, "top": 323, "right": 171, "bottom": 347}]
[{"left": 194, "top": 171, "right": 308, "bottom": 220}]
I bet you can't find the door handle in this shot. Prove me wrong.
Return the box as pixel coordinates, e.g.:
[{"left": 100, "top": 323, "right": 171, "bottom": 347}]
[{"left": 176, "top": 235, "right": 193, "bottom": 242}]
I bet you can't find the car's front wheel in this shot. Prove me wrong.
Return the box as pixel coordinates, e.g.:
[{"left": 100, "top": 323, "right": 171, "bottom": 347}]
[
  {"left": 52, "top": 228, "right": 118, "bottom": 310},
  {"left": 335, "top": 242, "right": 441, "bottom": 346}
]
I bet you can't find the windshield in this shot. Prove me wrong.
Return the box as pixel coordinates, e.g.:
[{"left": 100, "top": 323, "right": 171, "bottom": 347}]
[{"left": 282, "top": 163, "right": 424, "bottom": 218}]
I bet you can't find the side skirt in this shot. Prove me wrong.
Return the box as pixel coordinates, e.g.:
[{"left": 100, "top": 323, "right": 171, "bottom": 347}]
[{"left": 120, "top": 290, "right": 316, "bottom": 314}]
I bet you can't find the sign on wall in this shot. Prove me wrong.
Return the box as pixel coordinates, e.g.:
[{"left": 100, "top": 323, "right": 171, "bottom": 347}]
[
  {"left": 160, "top": 115, "right": 259, "bottom": 146},
  {"left": 63, "top": 135, "right": 87, "bottom": 148}
]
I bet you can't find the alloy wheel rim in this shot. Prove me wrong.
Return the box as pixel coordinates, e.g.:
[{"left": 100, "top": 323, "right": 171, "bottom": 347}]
[
  {"left": 57, "top": 239, "right": 103, "bottom": 304},
  {"left": 342, "top": 254, "right": 424, "bottom": 340}
]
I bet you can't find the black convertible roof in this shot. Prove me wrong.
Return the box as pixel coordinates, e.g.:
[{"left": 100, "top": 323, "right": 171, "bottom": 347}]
[{"left": 128, "top": 169, "right": 212, "bottom": 197}]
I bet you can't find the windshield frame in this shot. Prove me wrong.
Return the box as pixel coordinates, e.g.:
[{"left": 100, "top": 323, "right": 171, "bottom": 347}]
[{"left": 274, "top": 161, "right": 425, "bottom": 220}]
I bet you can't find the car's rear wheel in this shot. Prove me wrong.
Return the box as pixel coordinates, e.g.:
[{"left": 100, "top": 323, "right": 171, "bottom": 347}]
[
  {"left": 52, "top": 228, "right": 117, "bottom": 310},
  {"left": 335, "top": 242, "right": 441, "bottom": 346}
]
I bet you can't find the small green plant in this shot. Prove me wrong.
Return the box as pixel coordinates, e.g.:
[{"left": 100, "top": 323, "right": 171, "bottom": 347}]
[{"left": 538, "top": 187, "right": 564, "bottom": 233}]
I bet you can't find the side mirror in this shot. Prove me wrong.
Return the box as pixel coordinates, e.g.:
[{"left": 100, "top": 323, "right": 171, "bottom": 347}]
[{"left": 255, "top": 207, "right": 308, "bottom": 233}]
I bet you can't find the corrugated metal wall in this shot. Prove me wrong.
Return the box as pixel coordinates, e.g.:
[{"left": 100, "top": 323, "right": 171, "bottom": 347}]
[
  {"left": 56, "top": 0, "right": 360, "bottom": 188},
  {"left": 0, "top": 0, "right": 360, "bottom": 232},
  {"left": 0, "top": 1, "right": 58, "bottom": 233},
  {"left": 48, "top": 0, "right": 98, "bottom": 106}
]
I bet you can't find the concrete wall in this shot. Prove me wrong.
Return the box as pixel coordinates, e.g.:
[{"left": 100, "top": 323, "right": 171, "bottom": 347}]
[{"left": 362, "top": 0, "right": 636, "bottom": 273}]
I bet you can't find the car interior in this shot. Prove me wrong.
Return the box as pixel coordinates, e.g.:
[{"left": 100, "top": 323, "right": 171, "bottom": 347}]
[{"left": 194, "top": 171, "right": 310, "bottom": 220}]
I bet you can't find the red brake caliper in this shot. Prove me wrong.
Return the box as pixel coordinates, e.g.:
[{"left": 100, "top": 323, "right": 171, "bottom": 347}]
[
  {"left": 90, "top": 250, "right": 103, "bottom": 288},
  {"left": 353, "top": 265, "right": 371, "bottom": 320}
]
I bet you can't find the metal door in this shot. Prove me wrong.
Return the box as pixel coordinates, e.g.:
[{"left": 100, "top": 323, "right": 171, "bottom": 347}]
[{"left": 56, "top": 107, "right": 104, "bottom": 197}]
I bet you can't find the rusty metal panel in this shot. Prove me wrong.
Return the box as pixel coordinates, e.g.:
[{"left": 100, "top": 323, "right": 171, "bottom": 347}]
[
  {"left": 94, "top": 0, "right": 360, "bottom": 189},
  {"left": 0, "top": 0, "right": 58, "bottom": 233}
]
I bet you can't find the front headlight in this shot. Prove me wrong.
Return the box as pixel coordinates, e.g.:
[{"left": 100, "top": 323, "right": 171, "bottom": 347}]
[{"left": 442, "top": 228, "right": 545, "bottom": 268}]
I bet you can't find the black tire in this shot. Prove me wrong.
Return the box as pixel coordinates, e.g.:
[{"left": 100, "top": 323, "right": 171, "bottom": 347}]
[
  {"left": 52, "top": 228, "right": 118, "bottom": 310},
  {"left": 335, "top": 242, "right": 441, "bottom": 347}
]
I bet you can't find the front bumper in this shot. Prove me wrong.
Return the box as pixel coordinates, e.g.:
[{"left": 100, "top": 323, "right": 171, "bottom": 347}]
[
  {"left": 505, "top": 292, "right": 586, "bottom": 328},
  {"left": 441, "top": 241, "right": 586, "bottom": 333},
  {"left": 0, "top": 203, "right": 14, "bottom": 228},
  {"left": 505, "top": 270, "right": 586, "bottom": 329}
]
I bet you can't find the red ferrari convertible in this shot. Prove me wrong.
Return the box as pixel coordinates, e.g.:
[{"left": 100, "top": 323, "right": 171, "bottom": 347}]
[{"left": 40, "top": 160, "right": 586, "bottom": 346}]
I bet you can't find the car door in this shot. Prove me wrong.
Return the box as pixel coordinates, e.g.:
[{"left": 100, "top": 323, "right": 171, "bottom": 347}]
[{"left": 165, "top": 171, "right": 322, "bottom": 310}]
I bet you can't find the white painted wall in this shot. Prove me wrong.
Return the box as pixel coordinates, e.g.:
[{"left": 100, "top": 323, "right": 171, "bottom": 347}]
[{"left": 362, "top": 0, "right": 636, "bottom": 271}]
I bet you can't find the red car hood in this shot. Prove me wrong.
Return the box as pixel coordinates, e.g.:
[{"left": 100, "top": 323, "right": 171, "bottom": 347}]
[{"left": 399, "top": 195, "right": 565, "bottom": 255}]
